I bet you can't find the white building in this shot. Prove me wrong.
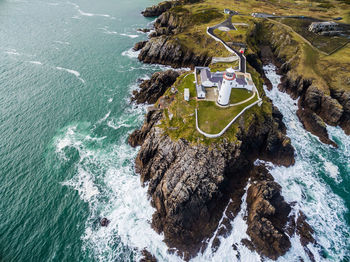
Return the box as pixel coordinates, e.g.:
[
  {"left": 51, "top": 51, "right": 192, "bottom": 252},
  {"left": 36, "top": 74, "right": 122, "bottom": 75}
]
[
  {"left": 218, "top": 68, "right": 235, "bottom": 106},
  {"left": 309, "top": 21, "right": 339, "bottom": 32}
]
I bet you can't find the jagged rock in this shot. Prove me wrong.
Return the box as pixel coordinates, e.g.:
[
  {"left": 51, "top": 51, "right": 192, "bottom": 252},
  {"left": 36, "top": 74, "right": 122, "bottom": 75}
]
[
  {"left": 138, "top": 28, "right": 151, "bottom": 33},
  {"left": 246, "top": 166, "right": 291, "bottom": 260},
  {"left": 133, "top": 41, "right": 147, "bottom": 51},
  {"left": 131, "top": 99, "right": 294, "bottom": 259},
  {"left": 140, "top": 249, "right": 157, "bottom": 262},
  {"left": 141, "top": 1, "right": 174, "bottom": 17},
  {"left": 319, "top": 94, "right": 344, "bottom": 126},
  {"left": 128, "top": 110, "right": 163, "bottom": 147},
  {"left": 296, "top": 106, "right": 337, "bottom": 147},
  {"left": 100, "top": 218, "right": 110, "bottom": 227},
  {"left": 303, "top": 86, "right": 343, "bottom": 126},
  {"left": 332, "top": 90, "right": 350, "bottom": 135},
  {"left": 138, "top": 36, "right": 211, "bottom": 68},
  {"left": 304, "top": 86, "right": 323, "bottom": 111},
  {"left": 132, "top": 70, "right": 180, "bottom": 104}
]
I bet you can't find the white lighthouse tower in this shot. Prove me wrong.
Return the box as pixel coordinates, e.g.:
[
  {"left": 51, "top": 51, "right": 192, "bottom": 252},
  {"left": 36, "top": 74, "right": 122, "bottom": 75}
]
[{"left": 217, "top": 67, "right": 236, "bottom": 106}]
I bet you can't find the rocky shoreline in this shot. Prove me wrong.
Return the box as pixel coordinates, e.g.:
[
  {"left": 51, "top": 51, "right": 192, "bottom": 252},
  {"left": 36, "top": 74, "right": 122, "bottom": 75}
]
[
  {"left": 133, "top": 2, "right": 322, "bottom": 261},
  {"left": 248, "top": 22, "right": 350, "bottom": 146}
]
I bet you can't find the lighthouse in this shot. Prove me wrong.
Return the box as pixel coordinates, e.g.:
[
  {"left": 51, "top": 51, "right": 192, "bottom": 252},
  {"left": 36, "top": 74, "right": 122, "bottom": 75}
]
[{"left": 217, "top": 68, "right": 235, "bottom": 106}]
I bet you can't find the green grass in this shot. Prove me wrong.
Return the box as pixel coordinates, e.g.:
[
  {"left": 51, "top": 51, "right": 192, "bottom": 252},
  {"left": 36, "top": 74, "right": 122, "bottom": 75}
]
[
  {"left": 197, "top": 95, "right": 259, "bottom": 134},
  {"left": 230, "top": 88, "right": 254, "bottom": 104}
]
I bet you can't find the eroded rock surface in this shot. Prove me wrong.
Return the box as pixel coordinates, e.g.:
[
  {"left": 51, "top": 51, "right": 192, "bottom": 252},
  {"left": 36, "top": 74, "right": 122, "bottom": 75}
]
[
  {"left": 138, "top": 36, "right": 211, "bottom": 68},
  {"left": 131, "top": 70, "right": 180, "bottom": 104},
  {"left": 131, "top": 103, "right": 294, "bottom": 259},
  {"left": 141, "top": 1, "right": 175, "bottom": 17},
  {"left": 246, "top": 166, "right": 291, "bottom": 259}
]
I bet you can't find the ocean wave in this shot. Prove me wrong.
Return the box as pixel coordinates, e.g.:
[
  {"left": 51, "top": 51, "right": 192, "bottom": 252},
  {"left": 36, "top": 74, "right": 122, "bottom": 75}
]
[
  {"left": 119, "top": 33, "right": 139, "bottom": 39},
  {"left": 54, "top": 40, "right": 70, "bottom": 45},
  {"left": 28, "top": 61, "right": 42, "bottom": 65},
  {"left": 68, "top": 1, "right": 115, "bottom": 20},
  {"left": 5, "top": 50, "right": 20, "bottom": 56},
  {"left": 121, "top": 48, "right": 140, "bottom": 59},
  {"left": 56, "top": 66, "right": 85, "bottom": 84}
]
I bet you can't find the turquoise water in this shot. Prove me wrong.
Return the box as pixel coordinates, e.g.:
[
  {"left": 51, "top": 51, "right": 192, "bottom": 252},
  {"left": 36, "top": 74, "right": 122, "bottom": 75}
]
[
  {"left": 0, "top": 0, "right": 163, "bottom": 260},
  {"left": 0, "top": 0, "right": 349, "bottom": 261}
]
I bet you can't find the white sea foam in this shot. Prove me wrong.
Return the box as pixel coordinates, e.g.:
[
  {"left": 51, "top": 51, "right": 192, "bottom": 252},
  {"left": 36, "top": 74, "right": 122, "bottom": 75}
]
[
  {"left": 99, "top": 27, "right": 118, "bottom": 35},
  {"left": 193, "top": 184, "right": 261, "bottom": 262},
  {"left": 56, "top": 66, "right": 85, "bottom": 84},
  {"left": 54, "top": 105, "right": 181, "bottom": 261},
  {"left": 260, "top": 64, "right": 349, "bottom": 260},
  {"left": 121, "top": 48, "right": 140, "bottom": 59},
  {"left": 120, "top": 33, "right": 139, "bottom": 39},
  {"left": 5, "top": 50, "right": 20, "bottom": 56},
  {"left": 68, "top": 1, "right": 115, "bottom": 20},
  {"left": 54, "top": 40, "right": 70, "bottom": 45},
  {"left": 28, "top": 61, "right": 42, "bottom": 65},
  {"left": 62, "top": 167, "right": 99, "bottom": 202}
]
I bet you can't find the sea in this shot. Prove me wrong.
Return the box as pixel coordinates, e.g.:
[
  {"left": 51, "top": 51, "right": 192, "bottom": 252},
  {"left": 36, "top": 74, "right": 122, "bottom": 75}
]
[{"left": 0, "top": 0, "right": 349, "bottom": 261}]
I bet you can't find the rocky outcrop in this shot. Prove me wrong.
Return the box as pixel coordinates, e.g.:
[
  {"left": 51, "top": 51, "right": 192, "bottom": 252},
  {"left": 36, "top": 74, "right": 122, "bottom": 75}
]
[
  {"left": 128, "top": 110, "right": 163, "bottom": 148},
  {"left": 131, "top": 101, "right": 295, "bottom": 259},
  {"left": 243, "top": 165, "right": 315, "bottom": 261},
  {"left": 131, "top": 70, "right": 180, "bottom": 104},
  {"left": 251, "top": 23, "right": 349, "bottom": 144},
  {"left": 246, "top": 166, "right": 291, "bottom": 259},
  {"left": 140, "top": 249, "right": 157, "bottom": 262},
  {"left": 133, "top": 41, "right": 147, "bottom": 51},
  {"left": 297, "top": 106, "right": 337, "bottom": 147},
  {"left": 331, "top": 89, "right": 350, "bottom": 135},
  {"left": 141, "top": 1, "right": 175, "bottom": 17},
  {"left": 138, "top": 36, "right": 211, "bottom": 68}
]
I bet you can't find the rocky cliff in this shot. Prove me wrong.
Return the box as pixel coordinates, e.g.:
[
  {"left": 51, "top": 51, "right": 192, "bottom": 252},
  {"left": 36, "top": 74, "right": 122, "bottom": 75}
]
[
  {"left": 131, "top": 70, "right": 181, "bottom": 104},
  {"left": 136, "top": 3, "right": 213, "bottom": 68},
  {"left": 249, "top": 21, "right": 350, "bottom": 143},
  {"left": 131, "top": 106, "right": 296, "bottom": 259},
  {"left": 127, "top": 3, "right": 318, "bottom": 260},
  {"left": 138, "top": 36, "right": 211, "bottom": 68}
]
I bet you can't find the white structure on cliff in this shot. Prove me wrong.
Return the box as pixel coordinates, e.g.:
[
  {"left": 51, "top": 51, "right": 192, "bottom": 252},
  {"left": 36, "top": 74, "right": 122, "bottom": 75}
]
[
  {"left": 218, "top": 68, "right": 235, "bottom": 106},
  {"left": 194, "top": 66, "right": 255, "bottom": 104}
]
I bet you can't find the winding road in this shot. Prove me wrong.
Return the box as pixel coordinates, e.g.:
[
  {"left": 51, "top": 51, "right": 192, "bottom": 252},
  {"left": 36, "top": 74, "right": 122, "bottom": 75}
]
[{"left": 207, "top": 14, "right": 246, "bottom": 73}]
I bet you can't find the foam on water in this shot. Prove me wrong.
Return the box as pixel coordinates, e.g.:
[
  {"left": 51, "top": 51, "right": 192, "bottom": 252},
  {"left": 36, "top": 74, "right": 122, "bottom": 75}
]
[
  {"left": 121, "top": 48, "right": 140, "bottom": 59},
  {"left": 28, "top": 61, "right": 43, "bottom": 65},
  {"left": 68, "top": 1, "right": 115, "bottom": 20},
  {"left": 56, "top": 66, "right": 85, "bottom": 84},
  {"left": 54, "top": 40, "right": 70, "bottom": 45},
  {"left": 53, "top": 92, "right": 185, "bottom": 261},
  {"left": 193, "top": 183, "right": 261, "bottom": 262},
  {"left": 120, "top": 33, "right": 139, "bottom": 39},
  {"left": 260, "top": 64, "right": 349, "bottom": 260}
]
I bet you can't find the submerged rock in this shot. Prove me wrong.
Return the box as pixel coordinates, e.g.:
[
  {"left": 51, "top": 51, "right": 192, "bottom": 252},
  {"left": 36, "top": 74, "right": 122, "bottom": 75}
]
[
  {"left": 100, "top": 218, "right": 110, "bottom": 227},
  {"left": 140, "top": 249, "right": 157, "bottom": 262}
]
